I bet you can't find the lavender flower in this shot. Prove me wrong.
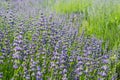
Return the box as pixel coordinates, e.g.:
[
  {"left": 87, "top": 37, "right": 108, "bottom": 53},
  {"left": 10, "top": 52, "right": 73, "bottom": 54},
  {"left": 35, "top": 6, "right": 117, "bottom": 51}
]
[{"left": 0, "top": 72, "right": 3, "bottom": 79}]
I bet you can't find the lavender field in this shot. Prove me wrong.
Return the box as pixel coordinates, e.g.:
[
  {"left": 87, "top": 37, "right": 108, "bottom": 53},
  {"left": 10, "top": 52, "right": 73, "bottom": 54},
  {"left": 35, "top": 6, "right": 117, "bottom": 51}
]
[{"left": 0, "top": 0, "right": 120, "bottom": 80}]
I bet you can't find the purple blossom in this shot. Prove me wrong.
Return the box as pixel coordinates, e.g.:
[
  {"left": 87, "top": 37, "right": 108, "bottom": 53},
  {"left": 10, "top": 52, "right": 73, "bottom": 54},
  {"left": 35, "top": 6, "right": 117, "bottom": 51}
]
[
  {"left": 13, "top": 64, "right": 18, "bottom": 69},
  {"left": 101, "top": 65, "right": 108, "bottom": 71},
  {"left": 14, "top": 46, "right": 22, "bottom": 51},
  {"left": 98, "top": 72, "right": 107, "bottom": 77},
  {"left": 0, "top": 72, "right": 3, "bottom": 78}
]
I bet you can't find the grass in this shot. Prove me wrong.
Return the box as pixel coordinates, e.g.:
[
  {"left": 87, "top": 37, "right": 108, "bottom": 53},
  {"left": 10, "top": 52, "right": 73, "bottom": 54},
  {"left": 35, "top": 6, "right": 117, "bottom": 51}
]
[
  {"left": 52, "top": 0, "right": 120, "bottom": 50},
  {"left": 53, "top": 0, "right": 93, "bottom": 14},
  {"left": 86, "top": 0, "right": 120, "bottom": 50}
]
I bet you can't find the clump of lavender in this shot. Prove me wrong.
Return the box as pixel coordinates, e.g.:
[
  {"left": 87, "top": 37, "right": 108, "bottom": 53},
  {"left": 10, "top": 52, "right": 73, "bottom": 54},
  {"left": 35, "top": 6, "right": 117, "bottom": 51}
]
[
  {"left": 0, "top": 2, "right": 119, "bottom": 80},
  {"left": 97, "top": 55, "right": 110, "bottom": 80},
  {"left": 0, "top": 41, "right": 5, "bottom": 79},
  {"left": 50, "top": 49, "right": 60, "bottom": 79},
  {"left": 12, "top": 25, "right": 24, "bottom": 79},
  {"left": 74, "top": 56, "right": 84, "bottom": 80},
  {"left": 59, "top": 45, "right": 68, "bottom": 80},
  {"left": 0, "top": 31, "right": 4, "bottom": 67},
  {"left": 36, "top": 66, "right": 42, "bottom": 80}
]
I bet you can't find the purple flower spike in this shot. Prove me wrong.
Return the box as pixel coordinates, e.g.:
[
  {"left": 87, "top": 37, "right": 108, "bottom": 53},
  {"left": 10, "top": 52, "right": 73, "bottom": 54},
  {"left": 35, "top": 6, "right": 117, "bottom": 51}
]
[
  {"left": 101, "top": 65, "right": 108, "bottom": 71},
  {"left": 102, "top": 59, "right": 109, "bottom": 64},
  {"left": 13, "top": 64, "right": 18, "bottom": 69},
  {"left": 0, "top": 72, "right": 3, "bottom": 78},
  {"left": 14, "top": 46, "right": 22, "bottom": 51},
  {"left": 99, "top": 72, "right": 107, "bottom": 77}
]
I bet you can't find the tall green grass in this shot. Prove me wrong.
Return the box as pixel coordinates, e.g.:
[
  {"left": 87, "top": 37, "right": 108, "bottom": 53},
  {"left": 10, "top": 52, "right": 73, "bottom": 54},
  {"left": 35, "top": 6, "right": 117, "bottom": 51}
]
[
  {"left": 86, "top": 0, "right": 120, "bottom": 49},
  {"left": 53, "top": 0, "right": 93, "bottom": 14},
  {"left": 52, "top": 0, "right": 120, "bottom": 50}
]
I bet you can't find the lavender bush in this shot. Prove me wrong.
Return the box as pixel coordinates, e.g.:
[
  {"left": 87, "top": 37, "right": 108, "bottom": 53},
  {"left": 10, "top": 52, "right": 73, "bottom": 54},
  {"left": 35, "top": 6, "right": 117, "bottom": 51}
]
[{"left": 0, "top": 0, "right": 120, "bottom": 80}]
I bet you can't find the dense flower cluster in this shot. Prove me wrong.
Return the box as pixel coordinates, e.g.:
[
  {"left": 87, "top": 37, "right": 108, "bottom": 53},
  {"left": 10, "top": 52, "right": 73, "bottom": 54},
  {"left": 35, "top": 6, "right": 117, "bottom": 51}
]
[{"left": 0, "top": 0, "right": 120, "bottom": 80}]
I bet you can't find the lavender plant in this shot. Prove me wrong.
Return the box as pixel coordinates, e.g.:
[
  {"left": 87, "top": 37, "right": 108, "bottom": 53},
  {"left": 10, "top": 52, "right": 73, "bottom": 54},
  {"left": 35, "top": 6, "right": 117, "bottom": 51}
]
[{"left": 0, "top": 0, "right": 120, "bottom": 80}]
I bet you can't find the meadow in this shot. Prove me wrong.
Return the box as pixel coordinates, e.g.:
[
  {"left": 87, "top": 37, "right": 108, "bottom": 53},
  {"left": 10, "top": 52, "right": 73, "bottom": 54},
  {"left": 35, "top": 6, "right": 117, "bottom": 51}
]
[{"left": 0, "top": 0, "right": 120, "bottom": 80}]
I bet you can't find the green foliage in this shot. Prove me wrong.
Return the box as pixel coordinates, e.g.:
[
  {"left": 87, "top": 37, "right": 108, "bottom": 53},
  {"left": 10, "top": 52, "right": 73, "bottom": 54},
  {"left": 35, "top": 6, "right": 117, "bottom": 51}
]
[
  {"left": 53, "top": 0, "right": 120, "bottom": 49},
  {"left": 116, "top": 62, "right": 120, "bottom": 80},
  {"left": 53, "top": 0, "right": 93, "bottom": 14},
  {"left": 86, "top": 0, "right": 120, "bottom": 49}
]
